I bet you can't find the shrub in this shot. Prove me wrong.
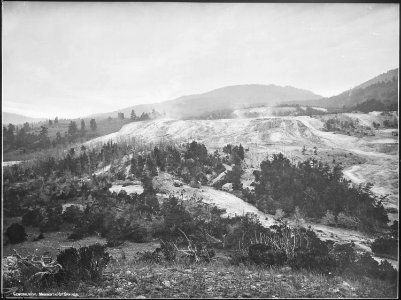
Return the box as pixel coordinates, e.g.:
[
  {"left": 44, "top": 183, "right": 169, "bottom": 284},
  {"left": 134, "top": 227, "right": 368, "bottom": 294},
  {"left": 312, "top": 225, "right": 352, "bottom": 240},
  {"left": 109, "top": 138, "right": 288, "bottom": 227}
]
[
  {"left": 371, "top": 238, "right": 398, "bottom": 258},
  {"left": 39, "top": 216, "right": 61, "bottom": 233},
  {"left": 349, "top": 252, "right": 380, "bottom": 277},
  {"left": 248, "top": 243, "right": 287, "bottom": 266},
  {"left": 160, "top": 240, "right": 177, "bottom": 261},
  {"left": 39, "top": 205, "right": 63, "bottom": 233},
  {"left": 287, "top": 229, "right": 336, "bottom": 274},
  {"left": 105, "top": 238, "right": 124, "bottom": 248},
  {"left": 389, "top": 220, "right": 398, "bottom": 238},
  {"left": 377, "top": 260, "right": 398, "bottom": 282},
  {"left": 33, "top": 232, "right": 45, "bottom": 241},
  {"left": 161, "top": 196, "right": 193, "bottom": 238},
  {"left": 321, "top": 210, "right": 336, "bottom": 226},
  {"left": 138, "top": 249, "right": 163, "bottom": 263},
  {"left": 68, "top": 230, "right": 85, "bottom": 241},
  {"left": 56, "top": 244, "right": 111, "bottom": 282},
  {"left": 249, "top": 243, "right": 273, "bottom": 265},
  {"left": 62, "top": 205, "right": 84, "bottom": 223},
  {"left": 108, "top": 219, "right": 150, "bottom": 243},
  {"left": 22, "top": 209, "right": 43, "bottom": 227},
  {"left": 337, "top": 212, "right": 360, "bottom": 229},
  {"left": 331, "top": 242, "right": 357, "bottom": 271},
  {"left": 123, "top": 223, "right": 149, "bottom": 243},
  {"left": 115, "top": 169, "right": 126, "bottom": 180},
  {"left": 229, "top": 249, "right": 249, "bottom": 266},
  {"left": 6, "top": 223, "right": 27, "bottom": 244},
  {"left": 274, "top": 209, "right": 285, "bottom": 222}
]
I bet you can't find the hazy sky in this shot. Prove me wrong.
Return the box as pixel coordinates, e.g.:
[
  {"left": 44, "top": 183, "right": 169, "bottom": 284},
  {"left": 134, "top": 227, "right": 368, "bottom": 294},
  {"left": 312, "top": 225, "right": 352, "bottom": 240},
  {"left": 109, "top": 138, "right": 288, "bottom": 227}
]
[{"left": 3, "top": 2, "right": 399, "bottom": 118}]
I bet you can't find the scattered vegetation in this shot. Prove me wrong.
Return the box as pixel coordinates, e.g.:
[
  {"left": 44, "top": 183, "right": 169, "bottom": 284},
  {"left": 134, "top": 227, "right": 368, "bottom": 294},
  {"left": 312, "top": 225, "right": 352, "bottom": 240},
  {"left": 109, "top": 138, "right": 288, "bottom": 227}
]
[{"left": 2, "top": 137, "right": 398, "bottom": 297}]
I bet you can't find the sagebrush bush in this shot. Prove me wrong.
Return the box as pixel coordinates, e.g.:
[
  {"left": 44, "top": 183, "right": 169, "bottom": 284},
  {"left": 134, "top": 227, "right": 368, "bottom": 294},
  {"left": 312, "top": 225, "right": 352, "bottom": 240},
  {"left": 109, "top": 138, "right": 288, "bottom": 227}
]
[
  {"left": 57, "top": 244, "right": 111, "bottom": 282},
  {"left": 336, "top": 212, "right": 360, "bottom": 229},
  {"left": 371, "top": 238, "right": 398, "bottom": 258},
  {"left": 6, "top": 223, "right": 27, "bottom": 244},
  {"left": 248, "top": 243, "right": 287, "bottom": 266},
  {"left": 321, "top": 210, "right": 336, "bottom": 226},
  {"left": 160, "top": 240, "right": 177, "bottom": 261},
  {"left": 331, "top": 242, "right": 357, "bottom": 271},
  {"left": 39, "top": 205, "right": 63, "bottom": 232},
  {"left": 22, "top": 209, "right": 43, "bottom": 227},
  {"left": 229, "top": 249, "right": 249, "bottom": 266},
  {"left": 62, "top": 205, "right": 84, "bottom": 223}
]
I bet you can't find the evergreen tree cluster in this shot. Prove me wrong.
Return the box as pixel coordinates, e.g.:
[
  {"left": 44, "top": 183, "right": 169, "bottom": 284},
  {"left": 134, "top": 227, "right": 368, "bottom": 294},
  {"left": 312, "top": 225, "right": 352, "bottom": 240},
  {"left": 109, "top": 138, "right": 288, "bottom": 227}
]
[
  {"left": 3, "top": 118, "right": 98, "bottom": 153},
  {"left": 249, "top": 153, "right": 388, "bottom": 232},
  {"left": 129, "top": 108, "right": 162, "bottom": 122}
]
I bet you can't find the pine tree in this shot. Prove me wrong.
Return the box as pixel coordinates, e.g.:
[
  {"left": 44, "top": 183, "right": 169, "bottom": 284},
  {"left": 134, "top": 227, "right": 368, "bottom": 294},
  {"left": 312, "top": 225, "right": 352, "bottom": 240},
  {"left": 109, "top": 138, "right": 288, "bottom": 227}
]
[
  {"left": 135, "top": 155, "right": 145, "bottom": 178},
  {"left": 145, "top": 154, "right": 158, "bottom": 176},
  {"left": 238, "top": 144, "right": 245, "bottom": 160},
  {"left": 90, "top": 119, "right": 97, "bottom": 131},
  {"left": 227, "top": 164, "right": 243, "bottom": 190},
  {"left": 166, "top": 147, "right": 181, "bottom": 173},
  {"left": 130, "top": 109, "right": 137, "bottom": 120},
  {"left": 80, "top": 120, "right": 86, "bottom": 136},
  {"left": 15, "top": 127, "right": 27, "bottom": 149},
  {"left": 68, "top": 121, "right": 78, "bottom": 137},
  {"left": 141, "top": 170, "right": 154, "bottom": 194},
  {"left": 56, "top": 131, "right": 63, "bottom": 144},
  {"left": 39, "top": 126, "right": 50, "bottom": 148},
  {"left": 130, "top": 156, "right": 137, "bottom": 175},
  {"left": 6, "top": 124, "right": 16, "bottom": 148}
]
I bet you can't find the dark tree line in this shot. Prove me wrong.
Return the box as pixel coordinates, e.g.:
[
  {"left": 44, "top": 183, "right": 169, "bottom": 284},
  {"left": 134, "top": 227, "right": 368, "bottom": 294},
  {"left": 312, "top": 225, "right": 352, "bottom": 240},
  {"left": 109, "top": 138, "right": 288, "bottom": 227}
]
[
  {"left": 249, "top": 153, "right": 388, "bottom": 232},
  {"left": 3, "top": 119, "right": 98, "bottom": 153},
  {"left": 129, "top": 108, "right": 163, "bottom": 122}
]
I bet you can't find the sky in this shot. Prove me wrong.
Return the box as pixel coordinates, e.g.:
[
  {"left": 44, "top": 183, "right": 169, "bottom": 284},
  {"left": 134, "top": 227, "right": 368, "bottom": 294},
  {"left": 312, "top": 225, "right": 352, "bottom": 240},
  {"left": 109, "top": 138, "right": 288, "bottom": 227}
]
[{"left": 2, "top": 2, "right": 399, "bottom": 119}]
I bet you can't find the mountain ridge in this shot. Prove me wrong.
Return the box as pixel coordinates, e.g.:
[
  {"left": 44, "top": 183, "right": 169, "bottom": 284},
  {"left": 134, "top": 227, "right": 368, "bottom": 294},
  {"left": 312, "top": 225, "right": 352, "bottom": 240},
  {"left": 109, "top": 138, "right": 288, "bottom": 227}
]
[
  {"left": 286, "top": 68, "right": 398, "bottom": 108},
  {"left": 2, "top": 112, "right": 46, "bottom": 125},
  {"left": 4, "top": 68, "right": 398, "bottom": 122},
  {"left": 87, "top": 84, "right": 322, "bottom": 120}
]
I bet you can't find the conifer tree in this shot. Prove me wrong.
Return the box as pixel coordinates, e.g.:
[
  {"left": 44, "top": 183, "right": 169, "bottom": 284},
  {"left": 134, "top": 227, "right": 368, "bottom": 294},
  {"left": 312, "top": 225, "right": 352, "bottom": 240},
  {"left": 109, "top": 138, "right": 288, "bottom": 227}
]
[
  {"left": 130, "top": 109, "right": 137, "bottom": 120},
  {"left": 80, "top": 120, "right": 86, "bottom": 136},
  {"left": 90, "top": 119, "right": 97, "bottom": 131}
]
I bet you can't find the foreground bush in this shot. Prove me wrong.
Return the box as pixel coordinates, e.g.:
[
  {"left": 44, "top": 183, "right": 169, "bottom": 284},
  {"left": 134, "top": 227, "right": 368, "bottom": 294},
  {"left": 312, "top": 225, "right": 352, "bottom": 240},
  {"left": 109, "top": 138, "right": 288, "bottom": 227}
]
[
  {"left": 3, "top": 244, "right": 111, "bottom": 294},
  {"left": 248, "top": 243, "right": 286, "bottom": 266},
  {"left": 39, "top": 206, "right": 63, "bottom": 233},
  {"left": 6, "top": 223, "right": 27, "bottom": 244},
  {"left": 57, "top": 244, "right": 111, "bottom": 282},
  {"left": 371, "top": 238, "right": 398, "bottom": 258},
  {"left": 22, "top": 209, "right": 44, "bottom": 227}
]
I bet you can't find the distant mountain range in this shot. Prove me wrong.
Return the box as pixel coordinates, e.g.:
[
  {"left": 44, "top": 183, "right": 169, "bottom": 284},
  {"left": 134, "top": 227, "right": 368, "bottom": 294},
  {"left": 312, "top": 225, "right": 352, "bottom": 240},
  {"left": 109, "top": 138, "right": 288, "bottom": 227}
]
[
  {"left": 3, "top": 68, "right": 398, "bottom": 123},
  {"left": 88, "top": 84, "right": 322, "bottom": 120},
  {"left": 287, "top": 68, "right": 398, "bottom": 109},
  {"left": 2, "top": 112, "right": 46, "bottom": 125}
]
